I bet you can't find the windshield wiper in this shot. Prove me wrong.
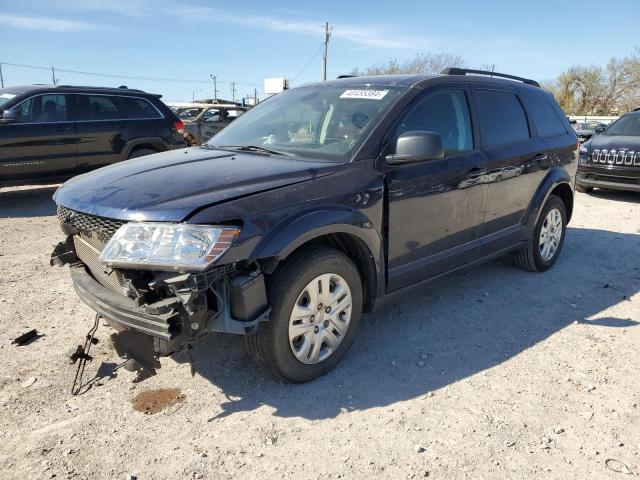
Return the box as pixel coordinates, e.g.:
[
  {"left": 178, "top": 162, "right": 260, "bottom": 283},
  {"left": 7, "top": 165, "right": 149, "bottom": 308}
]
[{"left": 217, "top": 145, "right": 293, "bottom": 156}]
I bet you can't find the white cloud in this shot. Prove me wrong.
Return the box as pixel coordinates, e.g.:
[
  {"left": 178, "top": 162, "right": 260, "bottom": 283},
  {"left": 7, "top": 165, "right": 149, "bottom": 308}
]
[
  {"left": 50, "top": 0, "right": 425, "bottom": 49},
  {"left": 0, "top": 13, "right": 94, "bottom": 32}
]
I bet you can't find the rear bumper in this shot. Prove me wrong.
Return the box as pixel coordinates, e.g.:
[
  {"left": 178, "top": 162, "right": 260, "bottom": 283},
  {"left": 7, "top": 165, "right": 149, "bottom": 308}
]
[{"left": 70, "top": 266, "right": 178, "bottom": 340}]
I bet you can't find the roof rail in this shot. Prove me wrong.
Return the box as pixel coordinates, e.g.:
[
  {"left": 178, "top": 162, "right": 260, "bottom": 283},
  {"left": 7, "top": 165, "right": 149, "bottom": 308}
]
[
  {"left": 440, "top": 67, "right": 540, "bottom": 88},
  {"left": 337, "top": 75, "right": 356, "bottom": 79},
  {"left": 54, "top": 84, "right": 147, "bottom": 93}
]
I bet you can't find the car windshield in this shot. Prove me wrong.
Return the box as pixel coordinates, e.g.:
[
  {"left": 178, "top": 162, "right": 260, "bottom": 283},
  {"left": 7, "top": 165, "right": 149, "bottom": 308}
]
[
  {"left": 207, "top": 85, "right": 406, "bottom": 162},
  {"left": 604, "top": 113, "right": 640, "bottom": 136}
]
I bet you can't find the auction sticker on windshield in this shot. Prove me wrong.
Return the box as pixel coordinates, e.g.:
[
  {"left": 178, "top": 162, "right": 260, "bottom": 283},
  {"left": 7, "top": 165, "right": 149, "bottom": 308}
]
[{"left": 340, "top": 89, "right": 389, "bottom": 100}]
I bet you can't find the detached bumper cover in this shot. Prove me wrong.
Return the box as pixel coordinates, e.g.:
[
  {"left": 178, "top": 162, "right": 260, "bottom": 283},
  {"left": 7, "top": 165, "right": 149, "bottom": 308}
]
[{"left": 70, "top": 266, "right": 178, "bottom": 340}]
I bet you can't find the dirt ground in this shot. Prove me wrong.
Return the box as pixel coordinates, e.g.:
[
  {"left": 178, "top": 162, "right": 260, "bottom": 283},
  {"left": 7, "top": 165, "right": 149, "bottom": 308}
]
[{"left": 0, "top": 184, "right": 638, "bottom": 480}]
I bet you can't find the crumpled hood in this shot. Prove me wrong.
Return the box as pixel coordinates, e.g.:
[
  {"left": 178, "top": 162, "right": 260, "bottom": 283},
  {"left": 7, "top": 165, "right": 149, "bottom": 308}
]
[
  {"left": 588, "top": 135, "right": 640, "bottom": 152},
  {"left": 54, "top": 147, "right": 338, "bottom": 221}
]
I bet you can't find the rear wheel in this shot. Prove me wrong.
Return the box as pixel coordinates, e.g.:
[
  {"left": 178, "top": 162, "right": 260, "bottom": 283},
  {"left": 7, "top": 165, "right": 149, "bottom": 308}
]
[
  {"left": 575, "top": 184, "right": 593, "bottom": 193},
  {"left": 513, "top": 194, "right": 567, "bottom": 272},
  {"left": 127, "top": 148, "right": 156, "bottom": 160},
  {"left": 246, "top": 246, "right": 363, "bottom": 383}
]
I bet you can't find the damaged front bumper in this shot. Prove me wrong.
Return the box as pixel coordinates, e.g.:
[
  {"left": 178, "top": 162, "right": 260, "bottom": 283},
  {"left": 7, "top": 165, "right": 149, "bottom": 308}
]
[{"left": 52, "top": 236, "right": 270, "bottom": 358}]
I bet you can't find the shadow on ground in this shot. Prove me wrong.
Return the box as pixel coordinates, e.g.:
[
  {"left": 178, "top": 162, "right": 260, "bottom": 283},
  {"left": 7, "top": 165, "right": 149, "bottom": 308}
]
[
  {"left": 172, "top": 227, "right": 639, "bottom": 420},
  {"left": 585, "top": 189, "right": 640, "bottom": 204},
  {"left": 0, "top": 185, "right": 58, "bottom": 218}
]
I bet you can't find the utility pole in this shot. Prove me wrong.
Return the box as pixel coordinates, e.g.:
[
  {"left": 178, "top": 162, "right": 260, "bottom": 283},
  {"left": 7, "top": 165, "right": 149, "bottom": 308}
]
[
  {"left": 0, "top": 63, "right": 4, "bottom": 88},
  {"left": 230, "top": 82, "right": 236, "bottom": 102},
  {"left": 51, "top": 66, "right": 57, "bottom": 85},
  {"left": 254, "top": 88, "right": 258, "bottom": 105},
  {"left": 322, "top": 22, "right": 331, "bottom": 81},
  {"left": 210, "top": 74, "right": 218, "bottom": 102}
]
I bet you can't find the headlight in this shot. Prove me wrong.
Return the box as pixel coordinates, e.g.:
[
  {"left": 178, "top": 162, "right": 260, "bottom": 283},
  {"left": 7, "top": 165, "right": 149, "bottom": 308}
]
[
  {"left": 579, "top": 144, "right": 589, "bottom": 154},
  {"left": 99, "top": 223, "right": 240, "bottom": 271}
]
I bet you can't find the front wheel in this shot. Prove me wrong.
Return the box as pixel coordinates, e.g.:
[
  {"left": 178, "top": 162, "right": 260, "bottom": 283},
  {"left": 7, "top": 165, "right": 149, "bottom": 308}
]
[
  {"left": 513, "top": 194, "right": 567, "bottom": 272},
  {"left": 246, "top": 246, "right": 363, "bottom": 383}
]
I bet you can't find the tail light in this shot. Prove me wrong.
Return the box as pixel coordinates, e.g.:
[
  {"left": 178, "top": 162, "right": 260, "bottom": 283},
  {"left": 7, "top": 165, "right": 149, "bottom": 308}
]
[{"left": 173, "top": 120, "right": 185, "bottom": 131}]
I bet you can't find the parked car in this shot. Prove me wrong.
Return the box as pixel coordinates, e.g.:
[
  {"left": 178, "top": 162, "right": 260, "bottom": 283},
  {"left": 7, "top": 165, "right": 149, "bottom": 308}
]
[
  {"left": 51, "top": 69, "right": 577, "bottom": 383},
  {"left": 573, "top": 121, "right": 606, "bottom": 144},
  {"left": 0, "top": 85, "right": 186, "bottom": 185},
  {"left": 576, "top": 108, "right": 640, "bottom": 193},
  {"left": 176, "top": 104, "right": 248, "bottom": 145}
]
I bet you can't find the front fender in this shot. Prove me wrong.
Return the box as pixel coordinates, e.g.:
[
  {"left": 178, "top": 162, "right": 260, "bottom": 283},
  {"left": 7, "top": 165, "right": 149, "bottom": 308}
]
[
  {"left": 253, "top": 207, "right": 382, "bottom": 262},
  {"left": 523, "top": 166, "right": 573, "bottom": 233}
]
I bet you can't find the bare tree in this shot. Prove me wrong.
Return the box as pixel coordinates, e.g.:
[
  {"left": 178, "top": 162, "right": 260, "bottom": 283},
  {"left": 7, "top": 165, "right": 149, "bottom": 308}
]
[
  {"left": 350, "top": 52, "right": 465, "bottom": 76},
  {"left": 545, "top": 48, "right": 640, "bottom": 115}
]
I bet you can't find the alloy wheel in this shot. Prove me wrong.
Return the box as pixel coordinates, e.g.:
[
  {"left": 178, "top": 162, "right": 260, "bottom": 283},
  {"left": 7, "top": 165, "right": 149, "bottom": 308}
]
[
  {"left": 288, "top": 273, "right": 353, "bottom": 365},
  {"left": 539, "top": 208, "right": 563, "bottom": 262}
]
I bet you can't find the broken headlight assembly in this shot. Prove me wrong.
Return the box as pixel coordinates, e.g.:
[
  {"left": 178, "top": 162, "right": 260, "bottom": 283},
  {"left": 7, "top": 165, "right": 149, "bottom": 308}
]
[{"left": 99, "top": 223, "right": 240, "bottom": 271}]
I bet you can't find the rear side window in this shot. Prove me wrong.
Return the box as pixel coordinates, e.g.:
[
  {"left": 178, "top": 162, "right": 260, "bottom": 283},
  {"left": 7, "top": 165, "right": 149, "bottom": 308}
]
[
  {"left": 475, "top": 90, "right": 529, "bottom": 148},
  {"left": 520, "top": 90, "right": 567, "bottom": 137},
  {"left": 120, "top": 97, "right": 162, "bottom": 119},
  {"left": 16, "top": 94, "right": 69, "bottom": 123},
  {"left": 76, "top": 95, "right": 123, "bottom": 121},
  {"left": 396, "top": 90, "right": 474, "bottom": 155}
]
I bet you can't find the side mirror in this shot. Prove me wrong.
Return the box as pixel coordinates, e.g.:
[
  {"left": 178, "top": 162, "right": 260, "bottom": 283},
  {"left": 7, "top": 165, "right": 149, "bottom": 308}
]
[
  {"left": 594, "top": 125, "right": 606, "bottom": 134},
  {"left": 386, "top": 131, "right": 444, "bottom": 165},
  {"left": 0, "top": 109, "right": 19, "bottom": 123}
]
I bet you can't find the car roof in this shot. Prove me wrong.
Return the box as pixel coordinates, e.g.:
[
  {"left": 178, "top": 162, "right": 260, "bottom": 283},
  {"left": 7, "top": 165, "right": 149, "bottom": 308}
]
[
  {"left": 300, "top": 72, "right": 542, "bottom": 91},
  {"left": 0, "top": 84, "right": 159, "bottom": 97},
  {"left": 173, "top": 103, "right": 242, "bottom": 109}
]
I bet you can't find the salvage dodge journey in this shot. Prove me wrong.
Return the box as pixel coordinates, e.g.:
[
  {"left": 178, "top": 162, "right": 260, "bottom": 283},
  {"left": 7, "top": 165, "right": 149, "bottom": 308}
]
[{"left": 52, "top": 69, "right": 578, "bottom": 383}]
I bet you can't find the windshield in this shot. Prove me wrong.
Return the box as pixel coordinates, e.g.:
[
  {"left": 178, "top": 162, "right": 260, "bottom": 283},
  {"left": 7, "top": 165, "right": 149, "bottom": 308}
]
[
  {"left": 0, "top": 92, "right": 19, "bottom": 109},
  {"left": 605, "top": 113, "right": 640, "bottom": 136},
  {"left": 207, "top": 85, "right": 406, "bottom": 162}
]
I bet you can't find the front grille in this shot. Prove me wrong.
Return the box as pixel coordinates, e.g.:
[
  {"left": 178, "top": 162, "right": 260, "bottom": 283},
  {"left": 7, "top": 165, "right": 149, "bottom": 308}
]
[
  {"left": 57, "top": 206, "right": 125, "bottom": 244},
  {"left": 57, "top": 206, "right": 131, "bottom": 296},
  {"left": 73, "top": 235, "right": 130, "bottom": 296},
  {"left": 592, "top": 149, "right": 640, "bottom": 166}
]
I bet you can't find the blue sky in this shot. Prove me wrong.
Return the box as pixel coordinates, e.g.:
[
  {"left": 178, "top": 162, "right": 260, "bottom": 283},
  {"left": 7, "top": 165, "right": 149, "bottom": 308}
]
[{"left": 0, "top": 0, "right": 638, "bottom": 102}]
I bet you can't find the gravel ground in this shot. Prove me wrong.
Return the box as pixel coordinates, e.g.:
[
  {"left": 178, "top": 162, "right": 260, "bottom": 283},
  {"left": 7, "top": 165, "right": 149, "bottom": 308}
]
[{"left": 0, "top": 185, "right": 638, "bottom": 480}]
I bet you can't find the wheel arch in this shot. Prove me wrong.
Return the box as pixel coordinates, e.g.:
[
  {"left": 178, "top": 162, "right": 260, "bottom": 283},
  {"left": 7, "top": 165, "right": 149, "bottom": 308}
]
[
  {"left": 524, "top": 167, "right": 574, "bottom": 232},
  {"left": 122, "top": 138, "right": 169, "bottom": 159},
  {"left": 252, "top": 209, "right": 384, "bottom": 313}
]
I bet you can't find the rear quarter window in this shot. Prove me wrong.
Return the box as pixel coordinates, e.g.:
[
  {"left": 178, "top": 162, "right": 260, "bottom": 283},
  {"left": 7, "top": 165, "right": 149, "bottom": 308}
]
[
  {"left": 120, "top": 97, "right": 162, "bottom": 119},
  {"left": 520, "top": 90, "right": 567, "bottom": 137},
  {"left": 475, "top": 89, "right": 530, "bottom": 148}
]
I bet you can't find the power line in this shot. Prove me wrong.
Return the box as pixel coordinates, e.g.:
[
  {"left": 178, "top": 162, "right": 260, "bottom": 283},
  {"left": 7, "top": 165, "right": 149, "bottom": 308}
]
[
  {"left": 291, "top": 44, "right": 324, "bottom": 84},
  {"left": 0, "top": 60, "right": 261, "bottom": 87}
]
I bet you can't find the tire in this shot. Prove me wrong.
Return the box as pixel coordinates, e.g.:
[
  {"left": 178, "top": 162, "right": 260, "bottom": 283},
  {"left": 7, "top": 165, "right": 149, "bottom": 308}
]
[
  {"left": 513, "top": 194, "right": 567, "bottom": 272},
  {"left": 246, "top": 246, "right": 363, "bottom": 383},
  {"left": 575, "top": 184, "right": 593, "bottom": 193},
  {"left": 127, "top": 148, "right": 156, "bottom": 160}
]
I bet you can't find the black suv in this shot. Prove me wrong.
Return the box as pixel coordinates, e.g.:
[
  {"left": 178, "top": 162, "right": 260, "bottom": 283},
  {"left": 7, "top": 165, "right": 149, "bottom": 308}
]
[
  {"left": 0, "top": 85, "right": 186, "bottom": 185},
  {"left": 51, "top": 69, "right": 577, "bottom": 383},
  {"left": 576, "top": 108, "right": 640, "bottom": 193}
]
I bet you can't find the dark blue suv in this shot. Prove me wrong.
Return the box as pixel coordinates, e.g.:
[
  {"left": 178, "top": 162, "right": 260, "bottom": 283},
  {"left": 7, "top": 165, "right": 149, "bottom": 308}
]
[{"left": 51, "top": 69, "right": 577, "bottom": 383}]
